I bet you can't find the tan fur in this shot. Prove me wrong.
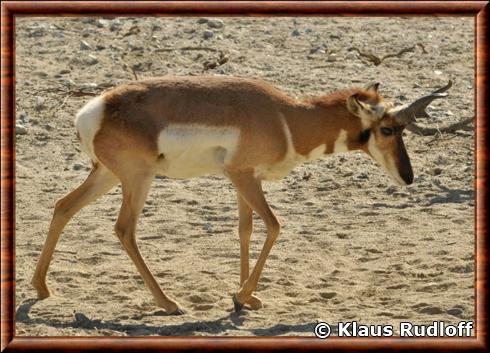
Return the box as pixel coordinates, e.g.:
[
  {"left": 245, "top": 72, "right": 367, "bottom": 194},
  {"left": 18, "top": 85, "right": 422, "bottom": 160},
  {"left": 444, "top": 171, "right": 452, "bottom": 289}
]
[
  {"left": 32, "top": 76, "right": 414, "bottom": 314},
  {"left": 95, "top": 77, "right": 386, "bottom": 171}
]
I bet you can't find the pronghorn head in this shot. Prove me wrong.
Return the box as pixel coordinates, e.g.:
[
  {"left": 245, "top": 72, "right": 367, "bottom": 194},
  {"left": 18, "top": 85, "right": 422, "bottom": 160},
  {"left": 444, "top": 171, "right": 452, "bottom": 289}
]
[{"left": 346, "top": 81, "right": 452, "bottom": 186}]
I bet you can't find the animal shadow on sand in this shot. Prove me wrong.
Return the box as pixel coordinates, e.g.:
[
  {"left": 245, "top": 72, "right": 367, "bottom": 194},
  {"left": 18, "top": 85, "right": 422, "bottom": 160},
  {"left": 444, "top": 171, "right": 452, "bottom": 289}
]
[
  {"left": 16, "top": 299, "right": 320, "bottom": 336},
  {"left": 428, "top": 180, "right": 473, "bottom": 205}
]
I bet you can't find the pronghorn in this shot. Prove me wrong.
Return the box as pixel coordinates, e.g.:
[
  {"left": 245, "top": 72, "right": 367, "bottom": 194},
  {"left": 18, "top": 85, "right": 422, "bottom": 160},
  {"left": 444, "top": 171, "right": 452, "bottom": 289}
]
[{"left": 31, "top": 76, "right": 451, "bottom": 314}]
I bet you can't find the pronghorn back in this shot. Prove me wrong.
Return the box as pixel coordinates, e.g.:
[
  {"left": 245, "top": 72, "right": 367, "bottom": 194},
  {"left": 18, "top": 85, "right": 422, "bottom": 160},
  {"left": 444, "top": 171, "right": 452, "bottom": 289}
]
[{"left": 75, "top": 76, "right": 310, "bottom": 179}]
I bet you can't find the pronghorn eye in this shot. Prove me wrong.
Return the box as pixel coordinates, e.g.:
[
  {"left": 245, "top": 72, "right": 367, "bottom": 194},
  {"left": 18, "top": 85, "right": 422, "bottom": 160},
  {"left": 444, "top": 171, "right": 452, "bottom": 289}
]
[{"left": 380, "top": 127, "right": 394, "bottom": 136}]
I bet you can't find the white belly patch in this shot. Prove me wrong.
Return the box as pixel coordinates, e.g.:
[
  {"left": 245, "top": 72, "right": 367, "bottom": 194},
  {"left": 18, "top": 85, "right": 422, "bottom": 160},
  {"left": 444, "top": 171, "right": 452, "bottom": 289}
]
[{"left": 157, "top": 124, "right": 240, "bottom": 178}]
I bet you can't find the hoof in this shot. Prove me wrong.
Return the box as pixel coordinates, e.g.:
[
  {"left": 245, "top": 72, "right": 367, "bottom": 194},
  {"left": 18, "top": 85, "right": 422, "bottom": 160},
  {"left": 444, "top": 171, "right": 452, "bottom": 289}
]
[
  {"left": 36, "top": 291, "right": 50, "bottom": 300},
  {"left": 32, "top": 283, "right": 51, "bottom": 300},
  {"left": 246, "top": 295, "right": 263, "bottom": 310},
  {"left": 232, "top": 294, "right": 244, "bottom": 312},
  {"left": 170, "top": 308, "right": 185, "bottom": 316}
]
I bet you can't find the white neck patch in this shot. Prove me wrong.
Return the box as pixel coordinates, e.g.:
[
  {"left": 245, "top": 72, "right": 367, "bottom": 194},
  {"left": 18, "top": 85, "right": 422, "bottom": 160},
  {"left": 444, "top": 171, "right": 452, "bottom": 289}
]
[{"left": 367, "top": 133, "right": 406, "bottom": 186}]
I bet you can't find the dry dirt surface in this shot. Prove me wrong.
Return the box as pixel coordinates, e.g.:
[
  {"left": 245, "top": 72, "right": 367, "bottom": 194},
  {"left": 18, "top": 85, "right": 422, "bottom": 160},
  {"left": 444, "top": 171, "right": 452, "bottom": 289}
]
[{"left": 15, "top": 16, "right": 474, "bottom": 336}]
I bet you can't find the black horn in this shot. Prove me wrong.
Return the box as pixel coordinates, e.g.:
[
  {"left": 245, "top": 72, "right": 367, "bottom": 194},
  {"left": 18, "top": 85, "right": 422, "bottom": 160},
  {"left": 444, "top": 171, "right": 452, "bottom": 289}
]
[{"left": 391, "top": 80, "right": 452, "bottom": 125}]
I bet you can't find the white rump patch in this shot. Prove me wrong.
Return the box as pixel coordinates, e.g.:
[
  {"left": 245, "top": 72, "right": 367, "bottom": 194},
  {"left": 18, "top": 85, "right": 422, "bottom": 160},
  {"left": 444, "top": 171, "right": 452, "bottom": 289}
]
[
  {"left": 368, "top": 134, "right": 406, "bottom": 186},
  {"left": 74, "top": 96, "right": 105, "bottom": 162},
  {"left": 157, "top": 124, "right": 240, "bottom": 178},
  {"left": 333, "top": 129, "right": 349, "bottom": 153}
]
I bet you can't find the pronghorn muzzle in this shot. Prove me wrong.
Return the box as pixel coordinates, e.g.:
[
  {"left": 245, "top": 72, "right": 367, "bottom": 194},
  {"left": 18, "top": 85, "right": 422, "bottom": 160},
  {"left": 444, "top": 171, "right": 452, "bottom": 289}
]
[{"left": 396, "top": 134, "right": 414, "bottom": 185}]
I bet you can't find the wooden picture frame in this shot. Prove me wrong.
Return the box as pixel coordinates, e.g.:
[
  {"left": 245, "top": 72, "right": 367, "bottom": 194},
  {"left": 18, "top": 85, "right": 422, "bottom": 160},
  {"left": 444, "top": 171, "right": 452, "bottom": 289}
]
[{"left": 1, "top": 1, "right": 488, "bottom": 352}]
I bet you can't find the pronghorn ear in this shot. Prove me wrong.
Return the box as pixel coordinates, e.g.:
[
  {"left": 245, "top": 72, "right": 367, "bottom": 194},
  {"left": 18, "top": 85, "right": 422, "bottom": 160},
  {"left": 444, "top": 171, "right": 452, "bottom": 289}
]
[
  {"left": 365, "top": 82, "right": 380, "bottom": 93},
  {"left": 347, "top": 94, "right": 368, "bottom": 115}
]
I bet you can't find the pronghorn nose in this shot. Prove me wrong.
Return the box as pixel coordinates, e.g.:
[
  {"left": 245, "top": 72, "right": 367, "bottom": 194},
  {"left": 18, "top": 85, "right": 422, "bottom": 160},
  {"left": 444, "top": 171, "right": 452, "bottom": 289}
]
[{"left": 401, "top": 169, "right": 414, "bottom": 185}]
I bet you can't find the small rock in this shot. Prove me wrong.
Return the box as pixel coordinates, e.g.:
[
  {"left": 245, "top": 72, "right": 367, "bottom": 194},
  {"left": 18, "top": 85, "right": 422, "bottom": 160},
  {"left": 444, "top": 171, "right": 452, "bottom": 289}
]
[
  {"left": 44, "top": 124, "right": 53, "bottom": 131},
  {"left": 326, "top": 54, "right": 337, "bottom": 62},
  {"left": 128, "top": 42, "right": 144, "bottom": 51},
  {"left": 310, "top": 45, "right": 326, "bottom": 54},
  {"left": 203, "top": 30, "right": 214, "bottom": 39},
  {"left": 419, "top": 306, "right": 444, "bottom": 315},
  {"left": 61, "top": 78, "right": 75, "bottom": 86},
  {"left": 74, "top": 312, "right": 94, "bottom": 329},
  {"left": 18, "top": 113, "right": 28, "bottom": 123},
  {"left": 86, "top": 54, "right": 99, "bottom": 65},
  {"left": 197, "top": 18, "right": 209, "bottom": 24},
  {"left": 33, "top": 71, "right": 48, "bottom": 78},
  {"left": 80, "top": 40, "right": 91, "bottom": 50},
  {"left": 81, "top": 82, "right": 98, "bottom": 89},
  {"left": 346, "top": 51, "right": 357, "bottom": 60},
  {"left": 81, "top": 18, "right": 97, "bottom": 25},
  {"left": 109, "top": 20, "right": 122, "bottom": 32},
  {"left": 35, "top": 97, "right": 45, "bottom": 111},
  {"left": 207, "top": 19, "right": 224, "bottom": 29},
  {"left": 96, "top": 19, "right": 106, "bottom": 28},
  {"left": 151, "top": 24, "right": 162, "bottom": 32},
  {"left": 35, "top": 133, "right": 48, "bottom": 142},
  {"left": 393, "top": 191, "right": 409, "bottom": 197},
  {"left": 27, "top": 28, "right": 46, "bottom": 38},
  {"left": 386, "top": 186, "right": 397, "bottom": 195},
  {"left": 434, "top": 156, "right": 448, "bottom": 165},
  {"left": 447, "top": 307, "right": 464, "bottom": 317},
  {"left": 16, "top": 124, "right": 27, "bottom": 135},
  {"left": 320, "top": 292, "right": 337, "bottom": 299},
  {"left": 95, "top": 44, "right": 106, "bottom": 51},
  {"left": 291, "top": 29, "right": 301, "bottom": 36},
  {"left": 432, "top": 167, "right": 443, "bottom": 176},
  {"left": 73, "top": 163, "right": 84, "bottom": 171},
  {"left": 59, "top": 69, "right": 71, "bottom": 74}
]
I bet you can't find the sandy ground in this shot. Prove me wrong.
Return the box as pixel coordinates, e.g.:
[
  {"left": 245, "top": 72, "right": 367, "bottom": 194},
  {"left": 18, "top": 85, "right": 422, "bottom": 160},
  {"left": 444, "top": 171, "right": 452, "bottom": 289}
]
[{"left": 14, "top": 16, "right": 474, "bottom": 336}]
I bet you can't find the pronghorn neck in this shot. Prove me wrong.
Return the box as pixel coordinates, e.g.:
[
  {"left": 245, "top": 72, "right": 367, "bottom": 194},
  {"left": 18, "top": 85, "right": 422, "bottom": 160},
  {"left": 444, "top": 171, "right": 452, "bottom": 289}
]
[{"left": 283, "top": 94, "right": 364, "bottom": 159}]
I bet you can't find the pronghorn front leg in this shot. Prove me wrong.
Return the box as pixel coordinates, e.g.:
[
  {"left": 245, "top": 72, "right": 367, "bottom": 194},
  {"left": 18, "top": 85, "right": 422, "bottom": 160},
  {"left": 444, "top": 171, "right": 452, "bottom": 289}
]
[
  {"left": 115, "top": 171, "right": 183, "bottom": 315},
  {"left": 229, "top": 171, "right": 280, "bottom": 311},
  {"left": 237, "top": 194, "right": 263, "bottom": 310}
]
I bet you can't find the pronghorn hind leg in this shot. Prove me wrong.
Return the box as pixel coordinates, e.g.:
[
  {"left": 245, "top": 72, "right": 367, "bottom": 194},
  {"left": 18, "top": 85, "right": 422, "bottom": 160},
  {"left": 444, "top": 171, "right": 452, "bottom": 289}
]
[
  {"left": 237, "top": 193, "right": 263, "bottom": 311},
  {"left": 114, "top": 171, "right": 183, "bottom": 315},
  {"left": 228, "top": 171, "right": 280, "bottom": 311},
  {"left": 31, "top": 163, "right": 118, "bottom": 299}
]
